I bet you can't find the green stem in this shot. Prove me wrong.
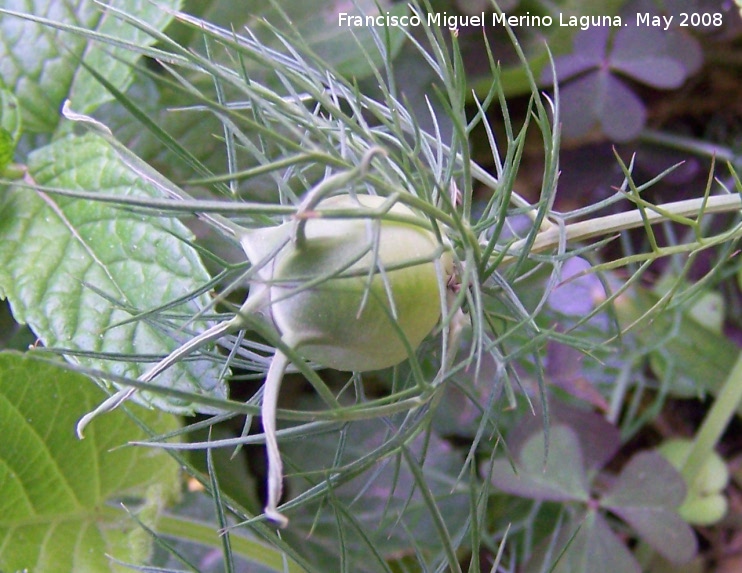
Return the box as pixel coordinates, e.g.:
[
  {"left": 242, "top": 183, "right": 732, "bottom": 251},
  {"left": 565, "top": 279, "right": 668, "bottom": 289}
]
[
  {"left": 680, "top": 351, "right": 742, "bottom": 485},
  {"left": 640, "top": 129, "right": 738, "bottom": 164},
  {"left": 97, "top": 504, "right": 305, "bottom": 571},
  {"left": 261, "top": 348, "right": 291, "bottom": 528},
  {"left": 154, "top": 511, "right": 305, "bottom": 572},
  {"left": 501, "top": 193, "right": 742, "bottom": 265},
  {"left": 75, "top": 293, "right": 268, "bottom": 439}
]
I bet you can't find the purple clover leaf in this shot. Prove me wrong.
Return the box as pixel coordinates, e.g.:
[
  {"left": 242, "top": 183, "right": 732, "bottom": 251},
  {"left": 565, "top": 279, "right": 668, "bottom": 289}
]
[
  {"left": 561, "top": 70, "right": 647, "bottom": 142},
  {"left": 601, "top": 451, "right": 698, "bottom": 563},
  {"left": 544, "top": 9, "right": 703, "bottom": 141},
  {"left": 525, "top": 508, "right": 641, "bottom": 573},
  {"left": 490, "top": 424, "right": 591, "bottom": 502},
  {"left": 609, "top": 26, "right": 687, "bottom": 88},
  {"left": 490, "top": 404, "right": 697, "bottom": 570}
]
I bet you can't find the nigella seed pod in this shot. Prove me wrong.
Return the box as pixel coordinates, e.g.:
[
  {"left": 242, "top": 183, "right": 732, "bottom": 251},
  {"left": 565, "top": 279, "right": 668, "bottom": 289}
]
[{"left": 241, "top": 194, "right": 453, "bottom": 371}]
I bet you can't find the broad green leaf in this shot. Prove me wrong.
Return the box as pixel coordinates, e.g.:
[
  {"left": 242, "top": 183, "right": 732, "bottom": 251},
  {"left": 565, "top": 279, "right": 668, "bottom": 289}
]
[
  {"left": 687, "top": 290, "right": 725, "bottom": 333},
  {"left": 654, "top": 275, "right": 725, "bottom": 333},
  {"left": 0, "top": 351, "right": 181, "bottom": 573},
  {"left": 491, "top": 424, "right": 591, "bottom": 503},
  {"left": 504, "top": 400, "right": 622, "bottom": 477},
  {"left": 69, "top": 0, "right": 183, "bottom": 117},
  {"left": 1, "top": 88, "right": 21, "bottom": 143},
  {"left": 0, "top": 132, "right": 228, "bottom": 414},
  {"left": 0, "top": 88, "right": 20, "bottom": 174},
  {"left": 0, "top": 127, "right": 12, "bottom": 175},
  {"left": 601, "top": 451, "right": 697, "bottom": 564},
  {"left": 0, "top": 0, "right": 182, "bottom": 133}
]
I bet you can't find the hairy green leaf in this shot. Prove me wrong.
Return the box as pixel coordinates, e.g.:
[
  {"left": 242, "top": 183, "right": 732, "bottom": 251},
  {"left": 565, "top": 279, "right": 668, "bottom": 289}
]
[
  {"left": 0, "top": 351, "right": 181, "bottom": 573},
  {"left": 0, "top": 128, "right": 12, "bottom": 175},
  {"left": 0, "top": 132, "right": 227, "bottom": 414},
  {"left": 0, "top": 88, "right": 21, "bottom": 144},
  {"left": 0, "top": 0, "right": 182, "bottom": 132}
]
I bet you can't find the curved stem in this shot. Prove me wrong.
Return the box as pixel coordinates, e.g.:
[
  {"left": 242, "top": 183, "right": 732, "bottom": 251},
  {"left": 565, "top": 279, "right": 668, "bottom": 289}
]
[
  {"left": 76, "top": 291, "right": 268, "bottom": 439},
  {"left": 262, "top": 348, "right": 291, "bottom": 528},
  {"left": 76, "top": 387, "right": 137, "bottom": 438},
  {"left": 141, "top": 321, "right": 236, "bottom": 383},
  {"left": 293, "top": 147, "right": 387, "bottom": 246},
  {"left": 75, "top": 320, "right": 236, "bottom": 439}
]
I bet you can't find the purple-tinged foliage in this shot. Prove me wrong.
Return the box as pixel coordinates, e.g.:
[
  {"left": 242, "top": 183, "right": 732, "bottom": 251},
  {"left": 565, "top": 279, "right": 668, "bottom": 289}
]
[
  {"left": 543, "top": 2, "right": 703, "bottom": 142},
  {"left": 490, "top": 403, "right": 696, "bottom": 572}
]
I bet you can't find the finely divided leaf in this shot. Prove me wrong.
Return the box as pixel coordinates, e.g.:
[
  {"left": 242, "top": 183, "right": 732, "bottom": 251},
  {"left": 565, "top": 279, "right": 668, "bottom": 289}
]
[
  {"left": 176, "top": 0, "right": 406, "bottom": 80},
  {"left": 0, "top": 351, "right": 181, "bottom": 573},
  {"left": 0, "top": 132, "right": 227, "bottom": 414},
  {"left": 278, "top": 415, "right": 471, "bottom": 571}
]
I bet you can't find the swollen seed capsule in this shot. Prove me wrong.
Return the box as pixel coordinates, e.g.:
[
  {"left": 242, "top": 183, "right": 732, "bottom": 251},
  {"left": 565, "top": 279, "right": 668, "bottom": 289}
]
[{"left": 241, "top": 194, "right": 453, "bottom": 371}]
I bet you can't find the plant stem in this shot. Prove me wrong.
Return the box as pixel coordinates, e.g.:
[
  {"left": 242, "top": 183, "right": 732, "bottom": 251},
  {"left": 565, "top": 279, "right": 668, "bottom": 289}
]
[
  {"left": 501, "top": 193, "right": 742, "bottom": 265},
  {"left": 261, "top": 348, "right": 291, "bottom": 528},
  {"left": 640, "top": 129, "right": 738, "bottom": 164},
  {"left": 153, "top": 510, "right": 305, "bottom": 572},
  {"left": 680, "top": 351, "right": 742, "bottom": 486},
  {"left": 96, "top": 504, "right": 305, "bottom": 571}
]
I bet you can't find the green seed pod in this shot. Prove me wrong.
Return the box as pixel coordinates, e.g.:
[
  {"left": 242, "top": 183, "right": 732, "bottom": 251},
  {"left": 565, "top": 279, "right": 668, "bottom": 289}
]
[{"left": 241, "top": 194, "right": 453, "bottom": 371}]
